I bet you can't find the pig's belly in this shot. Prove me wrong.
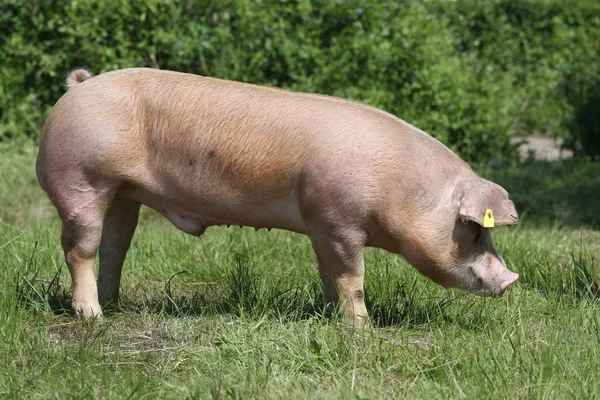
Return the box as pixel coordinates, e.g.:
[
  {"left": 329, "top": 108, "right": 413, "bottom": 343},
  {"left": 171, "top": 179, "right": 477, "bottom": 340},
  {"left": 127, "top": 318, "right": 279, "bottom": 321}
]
[{"left": 117, "top": 183, "right": 307, "bottom": 236}]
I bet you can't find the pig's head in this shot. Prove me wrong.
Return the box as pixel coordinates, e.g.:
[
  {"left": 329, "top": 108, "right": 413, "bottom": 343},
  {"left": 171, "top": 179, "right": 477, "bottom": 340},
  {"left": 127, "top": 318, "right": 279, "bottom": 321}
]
[{"left": 400, "top": 177, "right": 519, "bottom": 296}]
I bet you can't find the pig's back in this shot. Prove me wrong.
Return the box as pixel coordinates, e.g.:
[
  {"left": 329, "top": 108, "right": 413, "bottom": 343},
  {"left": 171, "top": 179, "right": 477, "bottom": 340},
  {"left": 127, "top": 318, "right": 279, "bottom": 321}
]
[{"left": 43, "top": 68, "right": 468, "bottom": 230}]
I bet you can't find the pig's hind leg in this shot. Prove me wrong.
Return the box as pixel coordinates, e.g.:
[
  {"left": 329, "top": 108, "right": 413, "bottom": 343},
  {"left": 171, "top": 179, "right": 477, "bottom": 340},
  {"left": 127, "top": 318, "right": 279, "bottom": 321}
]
[
  {"left": 42, "top": 173, "right": 119, "bottom": 320},
  {"left": 97, "top": 196, "right": 141, "bottom": 307},
  {"left": 309, "top": 226, "right": 369, "bottom": 325}
]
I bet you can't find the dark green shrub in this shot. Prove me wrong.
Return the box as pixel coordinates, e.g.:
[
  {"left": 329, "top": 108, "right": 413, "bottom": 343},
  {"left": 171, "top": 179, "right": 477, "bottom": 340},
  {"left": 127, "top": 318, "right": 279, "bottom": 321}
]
[
  {"left": 1, "top": 0, "right": 599, "bottom": 161},
  {"left": 563, "top": 69, "right": 600, "bottom": 160},
  {"left": 443, "top": 0, "right": 600, "bottom": 156}
]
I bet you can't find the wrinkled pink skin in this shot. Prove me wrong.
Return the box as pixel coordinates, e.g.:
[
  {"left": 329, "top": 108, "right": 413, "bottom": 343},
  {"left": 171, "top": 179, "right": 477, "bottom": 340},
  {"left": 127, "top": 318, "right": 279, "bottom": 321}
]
[{"left": 36, "top": 68, "right": 519, "bottom": 324}]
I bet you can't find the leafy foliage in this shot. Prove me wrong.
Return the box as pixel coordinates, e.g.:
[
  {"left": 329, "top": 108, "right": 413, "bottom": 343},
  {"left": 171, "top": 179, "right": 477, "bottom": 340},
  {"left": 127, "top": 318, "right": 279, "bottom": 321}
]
[{"left": 1, "top": 0, "right": 599, "bottom": 161}]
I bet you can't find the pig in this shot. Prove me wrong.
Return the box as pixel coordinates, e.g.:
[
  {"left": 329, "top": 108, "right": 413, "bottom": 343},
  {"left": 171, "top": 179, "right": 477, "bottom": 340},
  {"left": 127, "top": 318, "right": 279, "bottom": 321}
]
[{"left": 36, "top": 68, "right": 519, "bottom": 324}]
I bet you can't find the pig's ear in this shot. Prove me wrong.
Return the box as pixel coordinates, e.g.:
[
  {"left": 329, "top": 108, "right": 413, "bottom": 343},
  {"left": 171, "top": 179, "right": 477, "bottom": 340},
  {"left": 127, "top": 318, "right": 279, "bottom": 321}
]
[{"left": 453, "top": 178, "right": 519, "bottom": 226}]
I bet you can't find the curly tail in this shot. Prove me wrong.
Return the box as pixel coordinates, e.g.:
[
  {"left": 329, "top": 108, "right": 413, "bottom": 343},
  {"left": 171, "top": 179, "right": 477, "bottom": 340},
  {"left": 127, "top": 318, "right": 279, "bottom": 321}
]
[{"left": 66, "top": 69, "right": 93, "bottom": 89}]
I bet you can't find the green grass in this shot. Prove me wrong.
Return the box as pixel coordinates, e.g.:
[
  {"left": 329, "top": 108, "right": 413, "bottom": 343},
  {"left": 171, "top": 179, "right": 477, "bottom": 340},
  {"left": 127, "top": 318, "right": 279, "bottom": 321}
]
[{"left": 1, "top": 143, "right": 600, "bottom": 399}]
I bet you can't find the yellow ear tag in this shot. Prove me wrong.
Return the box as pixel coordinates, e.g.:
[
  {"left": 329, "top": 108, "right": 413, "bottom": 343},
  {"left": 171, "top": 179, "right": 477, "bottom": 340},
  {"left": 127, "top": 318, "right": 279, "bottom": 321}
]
[{"left": 483, "top": 209, "right": 495, "bottom": 228}]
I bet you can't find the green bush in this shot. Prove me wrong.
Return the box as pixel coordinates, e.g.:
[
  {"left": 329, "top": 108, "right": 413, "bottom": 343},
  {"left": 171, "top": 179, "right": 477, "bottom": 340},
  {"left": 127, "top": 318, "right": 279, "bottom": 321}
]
[
  {"left": 563, "top": 72, "right": 600, "bottom": 160},
  {"left": 1, "top": 0, "right": 599, "bottom": 161},
  {"left": 444, "top": 0, "right": 600, "bottom": 157}
]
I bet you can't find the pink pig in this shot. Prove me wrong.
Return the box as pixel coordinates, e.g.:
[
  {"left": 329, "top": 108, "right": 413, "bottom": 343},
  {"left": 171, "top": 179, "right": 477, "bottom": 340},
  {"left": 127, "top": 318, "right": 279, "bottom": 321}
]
[{"left": 36, "top": 68, "right": 519, "bottom": 324}]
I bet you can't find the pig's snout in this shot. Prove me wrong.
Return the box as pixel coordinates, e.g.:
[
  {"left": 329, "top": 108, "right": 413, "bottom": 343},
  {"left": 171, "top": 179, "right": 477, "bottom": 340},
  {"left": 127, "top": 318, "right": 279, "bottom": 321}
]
[
  {"left": 458, "top": 257, "right": 519, "bottom": 296},
  {"left": 497, "top": 270, "right": 519, "bottom": 295},
  {"left": 481, "top": 264, "right": 519, "bottom": 296}
]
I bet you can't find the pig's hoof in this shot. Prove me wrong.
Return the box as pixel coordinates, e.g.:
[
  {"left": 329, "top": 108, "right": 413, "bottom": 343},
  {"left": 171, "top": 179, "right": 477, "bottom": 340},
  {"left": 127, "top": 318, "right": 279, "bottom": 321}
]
[
  {"left": 98, "top": 293, "right": 119, "bottom": 309},
  {"left": 342, "top": 313, "right": 370, "bottom": 327},
  {"left": 72, "top": 301, "right": 103, "bottom": 322}
]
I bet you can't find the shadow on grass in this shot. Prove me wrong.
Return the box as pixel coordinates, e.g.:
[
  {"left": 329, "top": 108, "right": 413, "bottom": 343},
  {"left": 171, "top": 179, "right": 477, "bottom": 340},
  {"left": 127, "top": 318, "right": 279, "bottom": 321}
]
[
  {"left": 16, "top": 259, "right": 599, "bottom": 332},
  {"left": 18, "top": 244, "right": 600, "bottom": 330},
  {"left": 15, "top": 256, "right": 485, "bottom": 329},
  {"left": 480, "top": 159, "right": 600, "bottom": 229}
]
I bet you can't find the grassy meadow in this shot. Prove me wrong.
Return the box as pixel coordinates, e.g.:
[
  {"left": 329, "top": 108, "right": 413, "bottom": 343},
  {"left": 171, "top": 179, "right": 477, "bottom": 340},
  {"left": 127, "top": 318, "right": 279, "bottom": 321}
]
[{"left": 1, "top": 143, "right": 600, "bottom": 399}]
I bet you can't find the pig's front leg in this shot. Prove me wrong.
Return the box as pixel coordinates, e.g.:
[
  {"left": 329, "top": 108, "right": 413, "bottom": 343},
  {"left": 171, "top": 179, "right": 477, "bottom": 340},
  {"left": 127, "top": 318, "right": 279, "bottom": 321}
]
[{"left": 309, "top": 227, "right": 368, "bottom": 325}]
